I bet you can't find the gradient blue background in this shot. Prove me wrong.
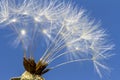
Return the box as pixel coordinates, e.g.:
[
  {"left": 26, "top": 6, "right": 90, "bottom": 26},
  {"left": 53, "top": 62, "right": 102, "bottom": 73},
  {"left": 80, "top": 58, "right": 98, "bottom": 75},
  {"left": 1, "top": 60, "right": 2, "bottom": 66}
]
[{"left": 0, "top": 0, "right": 120, "bottom": 80}]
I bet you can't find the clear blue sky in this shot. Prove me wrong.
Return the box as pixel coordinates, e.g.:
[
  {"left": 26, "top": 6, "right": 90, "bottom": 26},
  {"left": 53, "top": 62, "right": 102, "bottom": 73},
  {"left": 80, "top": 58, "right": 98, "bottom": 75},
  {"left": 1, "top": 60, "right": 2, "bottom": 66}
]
[{"left": 0, "top": 0, "right": 120, "bottom": 80}]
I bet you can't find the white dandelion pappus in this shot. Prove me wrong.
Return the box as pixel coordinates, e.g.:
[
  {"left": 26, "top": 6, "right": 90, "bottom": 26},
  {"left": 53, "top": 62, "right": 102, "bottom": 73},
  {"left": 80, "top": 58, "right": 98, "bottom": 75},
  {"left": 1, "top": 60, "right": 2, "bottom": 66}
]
[
  {"left": 0, "top": 0, "right": 114, "bottom": 79},
  {"left": 0, "top": 0, "right": 9, "bottom": 24}
]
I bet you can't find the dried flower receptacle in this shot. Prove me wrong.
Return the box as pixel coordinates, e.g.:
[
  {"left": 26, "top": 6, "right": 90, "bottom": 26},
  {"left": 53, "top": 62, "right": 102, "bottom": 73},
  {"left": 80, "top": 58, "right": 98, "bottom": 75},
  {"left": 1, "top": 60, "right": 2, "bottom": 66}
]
[
  {"left": 11, "top": 71, "right": 44, "bottom": 80},
  {"left": 21, "top": 71, "right": 45, "bottom": 80},
  {"left": 11, "top": 57, "right": 49, "bottom": 80}
]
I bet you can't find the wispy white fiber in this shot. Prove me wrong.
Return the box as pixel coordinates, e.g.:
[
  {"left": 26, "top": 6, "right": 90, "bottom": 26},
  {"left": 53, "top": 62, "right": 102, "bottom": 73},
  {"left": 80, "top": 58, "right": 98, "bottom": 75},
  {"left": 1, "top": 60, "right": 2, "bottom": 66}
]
[{"left": 0, "top": 0, "right": 114, "bottom": 78}]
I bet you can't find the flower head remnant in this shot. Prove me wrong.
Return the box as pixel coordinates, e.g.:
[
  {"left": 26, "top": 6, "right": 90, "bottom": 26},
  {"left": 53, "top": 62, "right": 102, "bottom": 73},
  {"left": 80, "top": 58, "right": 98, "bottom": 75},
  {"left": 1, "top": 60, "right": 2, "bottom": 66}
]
[{"left": 0, "top": 0, "right": 114, "bottom": 80}]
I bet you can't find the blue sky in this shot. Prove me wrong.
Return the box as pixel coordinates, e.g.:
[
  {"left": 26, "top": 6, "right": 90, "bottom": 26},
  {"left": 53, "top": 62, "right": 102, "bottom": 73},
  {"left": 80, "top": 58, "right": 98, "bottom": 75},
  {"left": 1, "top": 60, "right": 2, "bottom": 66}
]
[{"left": 0, "top": 0, "right": 120, "bottom": 80}]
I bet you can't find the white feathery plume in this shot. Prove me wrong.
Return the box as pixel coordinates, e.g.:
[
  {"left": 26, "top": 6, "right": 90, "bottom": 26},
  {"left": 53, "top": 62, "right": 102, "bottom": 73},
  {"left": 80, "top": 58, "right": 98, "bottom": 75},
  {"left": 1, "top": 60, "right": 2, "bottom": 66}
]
[
  {"left": 0, "top": 0, "right": 9, "bottom": 24},
  {"left": 0, "top": 0, "right": 114, "bottom": 78}
]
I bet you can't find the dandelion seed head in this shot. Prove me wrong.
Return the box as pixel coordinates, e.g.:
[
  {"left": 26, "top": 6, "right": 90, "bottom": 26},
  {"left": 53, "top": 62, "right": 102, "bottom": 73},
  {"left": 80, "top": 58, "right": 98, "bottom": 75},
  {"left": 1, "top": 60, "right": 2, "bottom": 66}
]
[{"left": 0, "top": 0, "right": 114, "bottom": 79}]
